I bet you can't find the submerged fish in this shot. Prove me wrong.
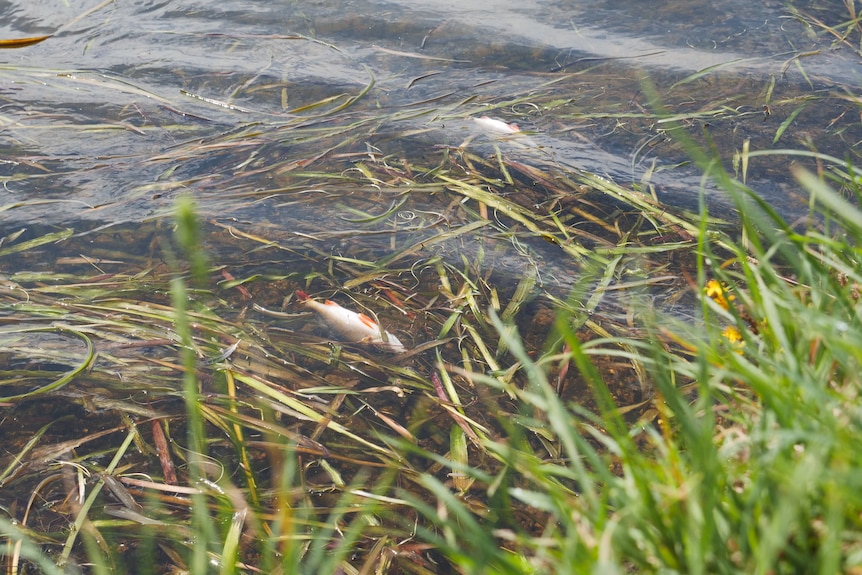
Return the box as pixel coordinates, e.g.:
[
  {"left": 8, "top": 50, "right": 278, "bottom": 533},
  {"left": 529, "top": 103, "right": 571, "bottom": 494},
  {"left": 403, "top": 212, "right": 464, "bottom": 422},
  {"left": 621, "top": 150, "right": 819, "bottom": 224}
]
[
  {"left": 296, "top": 290, "right": 405, "bottom": 353},
  {"left": 472, "top": 115, "right": 521, "bottom": 135}
]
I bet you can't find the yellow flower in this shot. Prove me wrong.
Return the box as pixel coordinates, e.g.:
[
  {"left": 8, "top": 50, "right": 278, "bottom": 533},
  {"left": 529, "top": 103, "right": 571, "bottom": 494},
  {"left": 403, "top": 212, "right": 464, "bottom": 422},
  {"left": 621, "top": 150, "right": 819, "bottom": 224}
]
[
  {"left": 722, "top": 326, "right": 743, "bottom": 343},
  {"left": 705, "top": 279, "right": 735, "bottom": 311}
]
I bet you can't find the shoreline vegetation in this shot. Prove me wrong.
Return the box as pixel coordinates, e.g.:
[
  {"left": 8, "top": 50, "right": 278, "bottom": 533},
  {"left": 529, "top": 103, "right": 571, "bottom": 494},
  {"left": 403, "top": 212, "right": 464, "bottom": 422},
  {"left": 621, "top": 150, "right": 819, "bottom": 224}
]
[
  {"left": 2, "top": 128, "right": 860, "bottom": 575},
  {"left": 2, "top": 4, "right": 862, "bottom": 574}
]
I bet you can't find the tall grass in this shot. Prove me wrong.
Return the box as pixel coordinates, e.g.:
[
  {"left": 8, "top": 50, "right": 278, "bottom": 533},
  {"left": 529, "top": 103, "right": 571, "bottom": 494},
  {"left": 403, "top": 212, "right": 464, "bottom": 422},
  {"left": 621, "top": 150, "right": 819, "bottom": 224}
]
[
  {"left": 3, "top": 143, "right": 862, "bottom": 575},
  {"left": 399, "top": 150, "right": 862, "bottom": 573}
]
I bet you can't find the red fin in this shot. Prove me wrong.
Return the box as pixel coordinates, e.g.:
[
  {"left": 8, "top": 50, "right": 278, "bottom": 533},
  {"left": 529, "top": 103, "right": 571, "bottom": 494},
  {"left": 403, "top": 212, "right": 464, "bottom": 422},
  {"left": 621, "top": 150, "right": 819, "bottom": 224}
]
[
  {"left": 509, "top": 123, "right": 520, "bottom": 132},
  {"left": 296, "top": 290, "right": 310, "bottom": 301},
  {"left": 324, "top": 299, "right": 340, "bottom": 307},
  {"left": 357, "top": 313, "right": 378, "bottom": 330}
]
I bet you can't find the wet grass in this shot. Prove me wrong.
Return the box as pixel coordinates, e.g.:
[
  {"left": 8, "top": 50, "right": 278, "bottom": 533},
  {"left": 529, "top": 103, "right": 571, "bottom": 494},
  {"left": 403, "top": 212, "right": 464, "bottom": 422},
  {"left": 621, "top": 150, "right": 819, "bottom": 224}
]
[
  {"left": 3, "top": 131, "right": 862, "bottom": 573},
  {"left": 2, "top": 2, "right": 862, "bottom": 573},
  {"left": 0, "top": 126, "right": 699, "bottom": 573}
]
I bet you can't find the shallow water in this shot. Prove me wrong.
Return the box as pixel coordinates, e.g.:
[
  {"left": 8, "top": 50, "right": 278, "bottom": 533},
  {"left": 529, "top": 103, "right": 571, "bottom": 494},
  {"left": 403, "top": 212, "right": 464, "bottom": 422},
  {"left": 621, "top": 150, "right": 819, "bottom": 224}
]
[
  {"left": 0, "top": 0, "right": 858, "bottom": 228},
  {"left": 0, "top": 0, "right": 856, "bottom": 366},
  {"left": 0, "top": 0, "right": 855, "bottom": 399}
]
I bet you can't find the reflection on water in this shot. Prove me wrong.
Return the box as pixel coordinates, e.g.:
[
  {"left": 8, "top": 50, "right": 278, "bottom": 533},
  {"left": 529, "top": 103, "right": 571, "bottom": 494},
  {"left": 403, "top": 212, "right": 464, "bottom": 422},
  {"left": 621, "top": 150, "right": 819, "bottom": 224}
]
[{"left": 0, "top": 0, "right": 856, "bottom": 227}]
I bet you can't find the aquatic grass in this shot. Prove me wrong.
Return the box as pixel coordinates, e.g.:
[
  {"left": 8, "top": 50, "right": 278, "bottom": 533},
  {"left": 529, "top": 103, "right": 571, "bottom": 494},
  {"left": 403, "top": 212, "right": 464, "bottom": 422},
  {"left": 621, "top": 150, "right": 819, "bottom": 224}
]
[
  {"left": 0, "top": 325, "right": 95, "bottom": 401},
  {"left": 3, "top": 156, "right": 861, "bottom": 575},
  {"left": 3, "top": 23, "right": 862, "bottom": 573},
  {"left": 787, "top": 1, "right": 862, "bottom": 57},
  {"left": 0, "top": 55, "right": 389, "bottom": 225},
  {"left": 0, "top": 124, "right": 778, "bottom": 574},
  {"left": 1, "top": 204, "right": 464, "bottom": 573}
]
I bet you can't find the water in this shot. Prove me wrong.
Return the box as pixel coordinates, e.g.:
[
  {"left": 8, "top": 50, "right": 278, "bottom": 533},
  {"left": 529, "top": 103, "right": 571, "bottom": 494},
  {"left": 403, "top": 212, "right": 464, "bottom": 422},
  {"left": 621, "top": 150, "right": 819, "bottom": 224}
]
[
  {"left": 0, "top": 0, "right": 855, "bottom": 351},
  {"left": 0, "top": 0, "right": 856, "bottom": 383},
  {"left": 0, "top": 0, "right": 858, "bottom": 227}
]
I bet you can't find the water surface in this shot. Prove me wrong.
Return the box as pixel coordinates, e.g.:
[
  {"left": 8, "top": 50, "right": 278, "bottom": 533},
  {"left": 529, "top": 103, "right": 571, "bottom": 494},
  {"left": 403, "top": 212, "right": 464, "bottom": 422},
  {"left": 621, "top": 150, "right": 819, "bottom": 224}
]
[{"left": 0, "top": 0, "right": 857, "bottom": 227}]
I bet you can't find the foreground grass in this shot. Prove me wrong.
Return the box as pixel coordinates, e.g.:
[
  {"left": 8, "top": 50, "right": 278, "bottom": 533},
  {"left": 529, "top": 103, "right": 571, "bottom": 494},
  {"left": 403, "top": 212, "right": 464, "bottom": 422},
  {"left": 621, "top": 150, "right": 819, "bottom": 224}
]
[{"left": 2, "top": 146, "right": 862, "bottom": 574}]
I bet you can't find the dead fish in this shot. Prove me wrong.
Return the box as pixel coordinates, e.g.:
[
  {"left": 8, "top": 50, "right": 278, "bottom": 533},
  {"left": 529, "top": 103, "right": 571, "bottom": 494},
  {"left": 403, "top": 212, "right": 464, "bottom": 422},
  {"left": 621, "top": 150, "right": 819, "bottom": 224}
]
[
  {"left": 296, "top": 290, "right": 405, "bottom": 353},
  {"left": 472, "top": 115, "right": 521, "bottom": 134}
]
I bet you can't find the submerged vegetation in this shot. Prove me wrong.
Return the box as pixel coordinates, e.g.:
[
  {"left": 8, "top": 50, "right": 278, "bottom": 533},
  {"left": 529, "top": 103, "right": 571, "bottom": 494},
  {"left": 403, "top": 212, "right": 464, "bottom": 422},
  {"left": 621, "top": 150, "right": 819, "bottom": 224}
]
[{"left": 2, "top": 2, "right": 862, "bottom": 574}]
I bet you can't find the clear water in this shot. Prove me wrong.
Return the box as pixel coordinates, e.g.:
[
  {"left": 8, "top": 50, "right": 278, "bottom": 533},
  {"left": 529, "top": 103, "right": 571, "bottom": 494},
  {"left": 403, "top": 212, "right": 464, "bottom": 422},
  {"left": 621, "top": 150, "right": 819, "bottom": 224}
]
[{"left": 0, "top": 0, "right": 858, "bottom": 227}]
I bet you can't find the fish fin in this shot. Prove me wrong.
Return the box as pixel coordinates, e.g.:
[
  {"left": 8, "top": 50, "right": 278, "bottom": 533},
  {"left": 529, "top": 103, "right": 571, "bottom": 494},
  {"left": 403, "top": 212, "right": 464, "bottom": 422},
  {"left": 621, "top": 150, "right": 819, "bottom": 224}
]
[
  {"left": 509, "top": 123, "right": 520, "bottom": 132},
  {"left": 357, "top": 313, "right": 379, "bottom": 330},
  {"left": 324, "top": 299, "right": 341, "bottom": 307},
  {"left": 296, "top": 290, "right": 310, "bottom": 301}
]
